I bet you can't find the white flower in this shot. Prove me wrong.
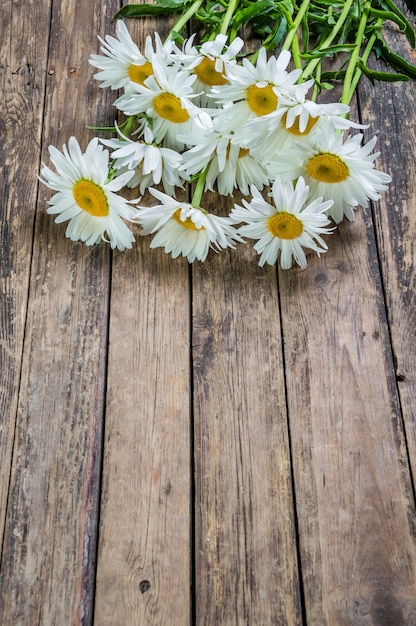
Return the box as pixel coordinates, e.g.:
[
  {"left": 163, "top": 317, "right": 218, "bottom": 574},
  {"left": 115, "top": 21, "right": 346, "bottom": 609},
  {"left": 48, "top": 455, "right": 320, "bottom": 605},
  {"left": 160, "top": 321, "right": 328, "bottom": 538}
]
[
  {"left": 209, "top": 48, "right": 310, "bottom": 130},
  {"left": 136, "top": 188, "right": 243, "bottom": 262},
  {"left": 114, "top": 58, "right": 206, "bottom": 151},
  {"left": 243, "top": 99, "right": 368, "bottom": 161},
  {"left": 268, "top": 126, "right": 392, "bottom": 223},
  {"left": 101, "top": 125, "right": 185, "bottom": 195},
  {"left": 89, "top": 21, "right": 172, "bottom": 92},
  {"left": 179, "top": 116, "right": 270, "bottom": 195},
  {"left": 39, "top": 137, "right": 139, "bottom": 250},
  {"left": 173, "top": 33, "right": 244, "bottom": 106},
  {"left": 204, "top": 143, "right": 270, "bottom": 196},
  {"left": 230, "top": 177, "right": 333, "bottom": 269}
]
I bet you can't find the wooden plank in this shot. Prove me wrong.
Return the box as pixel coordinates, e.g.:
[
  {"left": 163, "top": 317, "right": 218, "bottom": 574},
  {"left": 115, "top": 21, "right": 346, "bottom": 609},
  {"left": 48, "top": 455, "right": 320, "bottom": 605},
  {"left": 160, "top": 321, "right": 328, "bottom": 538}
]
[
  {"left": 0, "top": 0, "right": 118, "bottom": 623},
  {"left": 94, "top": 245, "right": 192, "bottom": 625},
  {"left": 0, "top": 0, "right": 51, "bottom": 552},
  {"left": 192, "top": 225, "right": 302, "bottom": 624},
  {"left": 279, "top": 209, "right": 416, "bottom": 623},
  {"left": 358, "top": 23, "right": 416, "bottom": 485},
  {"left": 93, "top": 17, "right": 193, "bottom": 626}
]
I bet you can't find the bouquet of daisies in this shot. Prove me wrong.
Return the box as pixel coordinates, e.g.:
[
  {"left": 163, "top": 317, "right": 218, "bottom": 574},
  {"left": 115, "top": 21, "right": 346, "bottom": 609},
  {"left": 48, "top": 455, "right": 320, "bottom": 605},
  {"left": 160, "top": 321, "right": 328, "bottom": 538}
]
[{"left": 39, "top": 0, "right": 416, "bottom": 269}]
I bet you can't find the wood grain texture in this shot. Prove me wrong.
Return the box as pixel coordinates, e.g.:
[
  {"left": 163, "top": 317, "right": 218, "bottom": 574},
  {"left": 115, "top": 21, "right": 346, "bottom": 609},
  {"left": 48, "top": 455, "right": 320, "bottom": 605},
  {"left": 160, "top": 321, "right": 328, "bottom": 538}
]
[
  {"left": 357, "top": 19, "right": 416, "bottom": 486},
  {"left": 279, "top": 212, "right": 416, "bottom": 625},
  {"left": 0, "top": 0, "right": 117, "bottom": 623},
  {"left": 192, "top": 210, "right": 302, "bottom": 625},
  {"left": 0, "top": 0, "right": 51, "bottom": 552},
  {"left": 94, "top": 242, "right": 192, "bottom": 626},
  {"left": 93, "top": 15, "right": 193, "bottom": 626},
  {"left": 1, "top": 3, "right": 416, "bottom": 624}
]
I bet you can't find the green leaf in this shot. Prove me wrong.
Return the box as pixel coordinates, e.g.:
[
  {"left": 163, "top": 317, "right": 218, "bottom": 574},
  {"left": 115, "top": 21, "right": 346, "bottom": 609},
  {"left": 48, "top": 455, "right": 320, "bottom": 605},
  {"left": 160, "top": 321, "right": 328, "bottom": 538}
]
[
  {"left": 309, "top": 0, "right": 346, "bottom": 6},
  {"left": 369, "top": 8, "right": 407, "bottom": 30},
  {"left": 301, "top": 43, "right": 356, "bottom": 58},
  {"left": 233, "top": 0, "right": 276, "bottom": 28},
  {"left": 321, "top": 69, "right": 347, "bottom": 81},
  {"left": 274, "top": 0, "right": 294, "bottom": 14},
  {"left": 113, "top": 1, "right": 186, "bottom": 19},
  {"left": 169, "top": 30, "right": 185, "bottom": 44},
  {"left": 357, "top": 58, "right": 409, "bottom": 83},
  {"left": 375, "top": 33, "right": 416, "bottom": 78},
  {"left": 377, "top": 0, "right": 416, "bottom": 47},
  {"left": 262, "top": 16, "right": 288, "bottom": 49}
]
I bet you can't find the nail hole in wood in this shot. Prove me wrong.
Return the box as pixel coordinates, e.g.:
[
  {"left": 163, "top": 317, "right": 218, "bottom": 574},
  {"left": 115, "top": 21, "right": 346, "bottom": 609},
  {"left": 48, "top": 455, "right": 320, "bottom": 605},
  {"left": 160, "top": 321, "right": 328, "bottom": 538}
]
[{"left": 139, "top": 580, "right": 151, "bottom": 594}]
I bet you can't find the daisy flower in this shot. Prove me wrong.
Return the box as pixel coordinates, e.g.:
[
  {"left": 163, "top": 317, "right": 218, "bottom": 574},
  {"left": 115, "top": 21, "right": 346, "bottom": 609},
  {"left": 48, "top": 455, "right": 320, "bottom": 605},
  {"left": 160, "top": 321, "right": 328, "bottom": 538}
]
[
  {"left": 179, "top": 115, "right": 270, "bottom": 196},
  {"left": 101, "top": 125, "right": 185, "bottom": 195},
  {"left": 268, "top": 126, "right": 392, "bottom": 223},
  {"left": 39, "top": 137, "right": 140, "bottom": 250},
  {"left": 136, "top": 188, "right": 243, "bottom": 262},
  {"left": 243, "top": 99, "right": 368, "bottom": 162},
  {"left": 89, "top": 20, "right": 172, "bottom": 92},
  {"left": 230, "top": 177, "right": 334, "bottom": 269},
  {"left": 172, "top": 33, "right": 244, "bottom": 106},
  {"left": 210, "top": 48, "right": 310, "bottom": 131},
  {"left": 114, "top": 57, "right": 206, "bottom": 151}
]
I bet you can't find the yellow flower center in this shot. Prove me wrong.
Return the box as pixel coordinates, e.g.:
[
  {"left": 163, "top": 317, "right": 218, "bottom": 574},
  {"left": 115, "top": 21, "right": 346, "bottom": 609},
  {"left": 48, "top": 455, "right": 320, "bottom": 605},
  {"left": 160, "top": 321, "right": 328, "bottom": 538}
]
[
  {"left": 306, "top": 152, "right": 349, "bottom": 183},
  {"left": 267, "top": 212, "right": 303, "bottom": 239},
  {"left": 282, "top": 112, "right": 319, "bottom": 136},
  {"left": 194, "top": 57, "right": 228, "bottom": 86},
  {"left": 127, "top": 61, "right": 153, "bottom": 86},
  {"left": 72, "top": 180, "right": 109, "bottom": 217},
  {"left": 245, "top": 84, "right": 278, "bottom": 116},
  {"left": 173, "top": 209, "right": 205, "bottom": 231},
  {"left": 153, "top": 93, "right": 190, "bottom": 123}
]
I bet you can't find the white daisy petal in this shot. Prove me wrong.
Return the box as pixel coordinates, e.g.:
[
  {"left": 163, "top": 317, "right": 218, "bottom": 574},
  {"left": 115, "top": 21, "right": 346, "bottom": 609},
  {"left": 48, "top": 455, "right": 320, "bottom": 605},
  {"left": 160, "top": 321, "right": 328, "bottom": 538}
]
[
  {"left": 268, "top": 124, "right": 391, "bottom": 223},
  {"left": 230, "top": 176, "right": 334, "bottom": 269},
  {"left": 39, "top": 136, "right": 140, "bottom": 250},
  {"left": 114, "top": 59, "right": 204, "bottom": 151},
  {"left": 89, "top": 21, "right": 173, "bottom": 92},
  {"left": 136, "top": 189, "right": 243, "bottom": 262}
]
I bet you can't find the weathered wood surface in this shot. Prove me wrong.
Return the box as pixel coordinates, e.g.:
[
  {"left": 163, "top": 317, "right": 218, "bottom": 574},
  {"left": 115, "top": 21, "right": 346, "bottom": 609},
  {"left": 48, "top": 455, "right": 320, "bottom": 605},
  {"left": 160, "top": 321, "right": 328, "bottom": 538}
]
[
  {"left": 192, "top": 231, "right": 302, "bottom": 625},
  {"left": 1, "top": 0, "right": 115, "bottom": 623},
  {"left": 360, "top": 40, "right": 416, "bottom": 488},
  {"left": 1, "top": 1, "right": 416, "bottom": 625}
]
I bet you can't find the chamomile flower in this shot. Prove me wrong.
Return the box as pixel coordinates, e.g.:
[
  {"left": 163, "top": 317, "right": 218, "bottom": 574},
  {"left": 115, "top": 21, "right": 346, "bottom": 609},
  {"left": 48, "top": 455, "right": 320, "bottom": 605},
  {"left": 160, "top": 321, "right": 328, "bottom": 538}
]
[
  {"left": 89, "top": 20, "right": 172, "bottom": 92},
  {"left": 101, "top": 125, "right": 184, "bottom": 195},
  {"left": 243, "top": 99, "right": 368, "bottom": 161},
  {"left": 268, "top": 126, "right": 392, "bottom": 223},
  {"left": 173, "top": 33, "right": 244, "bottom": 106},
  {"left": 179, "top": 116, "right": 270, "bottom": 196},
  {"left": 210, "top": 48, "right": 309, "bottom": 131},
  {"left": 230, "top": 177, "right": 333, "bottom": 269},
  {"left": 114, "top": 57, "right": 206, "bottom": 151},
  {"left": 136, "top": 188, "right": 243, "bottom": 262},
  {"left": 39, "top": 137, "right": 139, "bottom": 250}
]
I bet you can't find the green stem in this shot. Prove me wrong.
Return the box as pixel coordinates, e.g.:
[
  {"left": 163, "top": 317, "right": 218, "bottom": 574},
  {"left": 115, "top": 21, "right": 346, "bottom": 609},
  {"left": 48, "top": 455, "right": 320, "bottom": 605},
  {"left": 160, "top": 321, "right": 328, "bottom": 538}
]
[
  {"left": 341, "top": 2, "right": 371, "bottom": 104},
  {"left": 290, "top": 29, "right": 302, "bottom": 70},
  {"left": 191, "top": 166, "right": 209, "bottom": 207},
  {"left": 219, "top": 0, "right": 240, "bottom": 36},
  {"left": 301, "top": 0, "right": 354, "bottom": 80},
  {"left": 165, "top": 0, "right": 204, "bottom": 42},
  {"left": 343, "top": 17, "right": 383, "bottom": 105},
  {"left": 281, "top": 0, "right": 310, "bottom": 53},
  {"left": 122, "top": 115, "right": 136, "bottom": 136},
  {"left": 311, "top": 63, "right": 321, "bottom": 102}
]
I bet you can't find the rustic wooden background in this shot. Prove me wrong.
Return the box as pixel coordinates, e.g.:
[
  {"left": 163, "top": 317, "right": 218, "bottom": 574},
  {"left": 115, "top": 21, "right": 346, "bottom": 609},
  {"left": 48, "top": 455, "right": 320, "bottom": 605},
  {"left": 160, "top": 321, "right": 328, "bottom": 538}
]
[{"left": 1, "top": 0, "right": 416, "bottom": 624}]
